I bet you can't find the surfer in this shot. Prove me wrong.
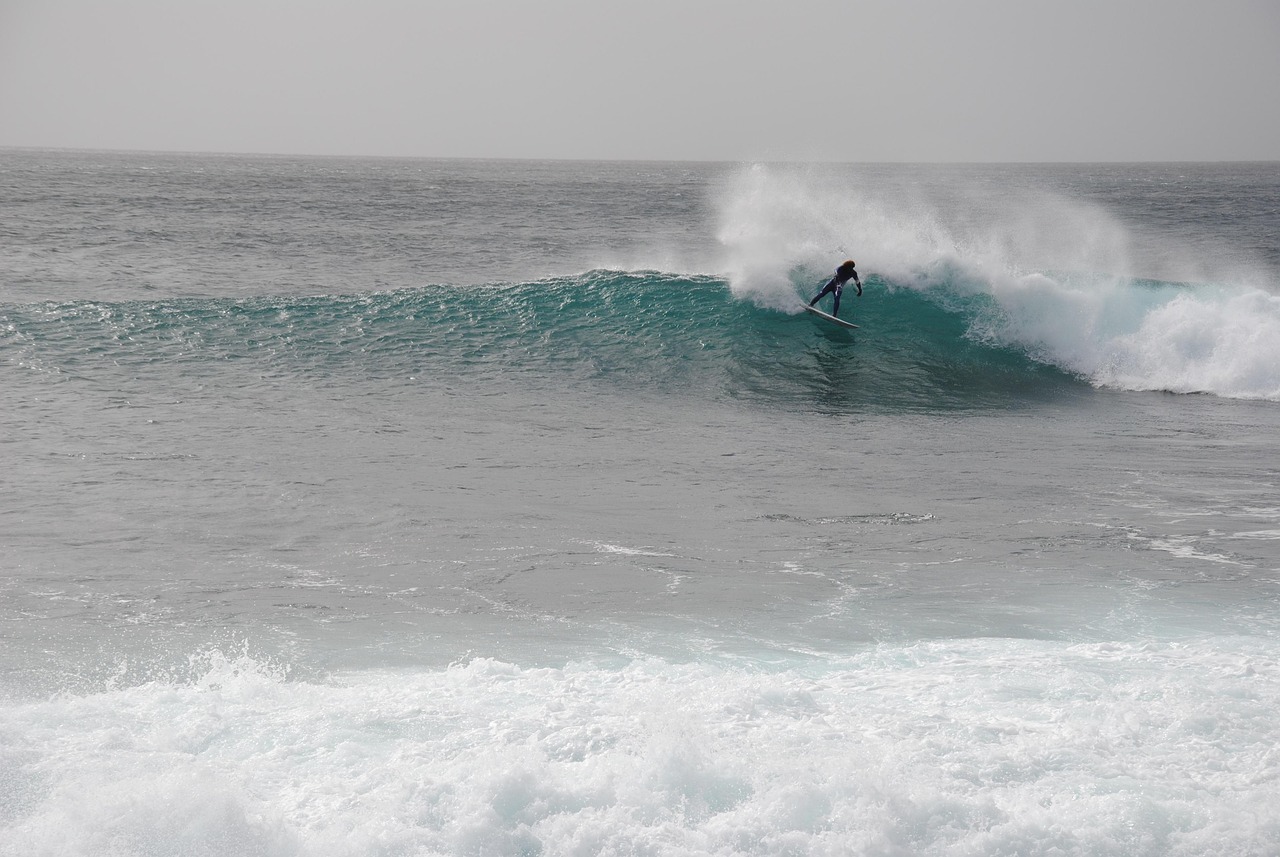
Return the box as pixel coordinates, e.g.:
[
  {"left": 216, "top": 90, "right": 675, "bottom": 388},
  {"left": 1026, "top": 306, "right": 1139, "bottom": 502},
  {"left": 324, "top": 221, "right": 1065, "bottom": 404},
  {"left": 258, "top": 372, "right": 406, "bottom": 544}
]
[{"left": 808, "top": 260, "right": 862, "bottom": 318}]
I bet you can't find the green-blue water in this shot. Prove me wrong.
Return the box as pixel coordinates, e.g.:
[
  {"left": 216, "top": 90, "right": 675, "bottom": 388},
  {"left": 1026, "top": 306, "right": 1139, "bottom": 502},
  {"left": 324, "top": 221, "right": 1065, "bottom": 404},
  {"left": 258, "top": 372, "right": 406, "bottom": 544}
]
[{"left": 5, "top": 270, "right": 1085, "bottom": 410}]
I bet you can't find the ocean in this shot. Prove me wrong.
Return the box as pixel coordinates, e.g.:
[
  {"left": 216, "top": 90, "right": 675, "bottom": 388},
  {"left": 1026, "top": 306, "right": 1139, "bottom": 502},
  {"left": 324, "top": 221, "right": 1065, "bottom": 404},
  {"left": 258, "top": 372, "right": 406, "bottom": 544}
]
[{"left": 2, "top": 149, "right": 1278, "bottom": 856}]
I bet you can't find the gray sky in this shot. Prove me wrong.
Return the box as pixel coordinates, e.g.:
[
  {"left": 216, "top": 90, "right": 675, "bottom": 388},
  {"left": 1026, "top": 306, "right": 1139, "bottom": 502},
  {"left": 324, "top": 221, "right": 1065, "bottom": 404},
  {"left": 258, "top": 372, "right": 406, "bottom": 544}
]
[{"left": 2, "top": 0, "right": 1278, "bottom": 162}]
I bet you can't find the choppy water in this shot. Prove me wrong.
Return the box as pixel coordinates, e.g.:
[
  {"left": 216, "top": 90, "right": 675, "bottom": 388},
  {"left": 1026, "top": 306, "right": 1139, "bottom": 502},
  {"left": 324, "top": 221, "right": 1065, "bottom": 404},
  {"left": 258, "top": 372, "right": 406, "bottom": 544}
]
[{"left": 2, "top": 150, "right": 1279, "bottom": 855}]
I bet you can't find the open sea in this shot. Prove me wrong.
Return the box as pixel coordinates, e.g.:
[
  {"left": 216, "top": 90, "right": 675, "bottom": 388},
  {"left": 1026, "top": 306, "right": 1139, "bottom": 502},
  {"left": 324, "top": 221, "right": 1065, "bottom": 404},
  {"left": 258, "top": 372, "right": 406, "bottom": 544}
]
[{"left": 2, "top": 149, "right": 1279, "bottom": 856}]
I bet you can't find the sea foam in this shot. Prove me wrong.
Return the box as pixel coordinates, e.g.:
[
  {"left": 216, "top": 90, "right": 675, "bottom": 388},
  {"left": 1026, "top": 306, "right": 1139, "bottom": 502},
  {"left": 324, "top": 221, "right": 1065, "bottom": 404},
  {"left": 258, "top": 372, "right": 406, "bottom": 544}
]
[{"left": 3, "top": 642, "right": 1278, "bottom": 856}]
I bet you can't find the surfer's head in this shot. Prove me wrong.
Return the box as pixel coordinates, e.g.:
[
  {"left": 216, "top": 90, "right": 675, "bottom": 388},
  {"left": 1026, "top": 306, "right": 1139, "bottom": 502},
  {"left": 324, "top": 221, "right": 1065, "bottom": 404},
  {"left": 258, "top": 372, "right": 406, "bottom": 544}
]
[{"left": 845, "top": 260, "right": 856, "bottom": 267}]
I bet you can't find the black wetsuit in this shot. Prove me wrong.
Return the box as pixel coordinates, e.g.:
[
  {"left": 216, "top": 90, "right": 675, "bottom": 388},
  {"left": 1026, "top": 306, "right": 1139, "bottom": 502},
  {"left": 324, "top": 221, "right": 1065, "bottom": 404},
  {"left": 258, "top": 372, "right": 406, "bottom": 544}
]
[{"left": 809, "top": 262, "right": 861, "bottom": 317}]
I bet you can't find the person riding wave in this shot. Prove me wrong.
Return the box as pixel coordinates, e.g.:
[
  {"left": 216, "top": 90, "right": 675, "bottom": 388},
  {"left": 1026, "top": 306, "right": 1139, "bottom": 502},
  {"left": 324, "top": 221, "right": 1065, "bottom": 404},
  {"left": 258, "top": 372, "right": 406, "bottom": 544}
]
[{"left": 808, "top": 260, "right": 861, "bottom": 318}]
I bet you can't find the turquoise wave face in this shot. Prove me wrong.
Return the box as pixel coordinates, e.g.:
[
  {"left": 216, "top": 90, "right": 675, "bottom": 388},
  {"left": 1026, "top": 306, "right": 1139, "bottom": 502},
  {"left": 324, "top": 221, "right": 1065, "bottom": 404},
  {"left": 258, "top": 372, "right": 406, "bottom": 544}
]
[{"left": 3, "top": 270, "right": 1088, "bottom": 414}]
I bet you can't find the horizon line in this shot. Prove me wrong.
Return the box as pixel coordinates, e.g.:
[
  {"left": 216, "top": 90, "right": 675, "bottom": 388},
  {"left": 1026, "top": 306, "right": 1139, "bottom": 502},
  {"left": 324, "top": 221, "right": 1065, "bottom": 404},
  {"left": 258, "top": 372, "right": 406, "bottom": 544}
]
[{"left": 4, "top": 144, "right": 1278, "bottom": 167}]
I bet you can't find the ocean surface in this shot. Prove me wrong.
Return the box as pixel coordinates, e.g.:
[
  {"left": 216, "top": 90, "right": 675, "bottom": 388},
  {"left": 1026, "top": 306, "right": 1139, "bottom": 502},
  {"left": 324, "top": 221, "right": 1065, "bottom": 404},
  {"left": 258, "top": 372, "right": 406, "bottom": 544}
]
[{"left": 2, "top": 150, "right": 1279, "bottom": 856}]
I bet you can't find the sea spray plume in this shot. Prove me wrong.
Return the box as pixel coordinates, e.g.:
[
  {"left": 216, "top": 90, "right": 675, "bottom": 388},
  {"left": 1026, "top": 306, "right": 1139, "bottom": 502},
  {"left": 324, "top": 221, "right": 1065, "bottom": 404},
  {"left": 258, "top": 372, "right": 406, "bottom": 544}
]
[
  {"left": 713, "top": 163, "right": 1280, "bottom": 400},
  {"left": 715, "top": 162, "right": 1142, "bottom": 300},
  {"left": 715, "top": 163, "right": 832, "bottom": 309}
]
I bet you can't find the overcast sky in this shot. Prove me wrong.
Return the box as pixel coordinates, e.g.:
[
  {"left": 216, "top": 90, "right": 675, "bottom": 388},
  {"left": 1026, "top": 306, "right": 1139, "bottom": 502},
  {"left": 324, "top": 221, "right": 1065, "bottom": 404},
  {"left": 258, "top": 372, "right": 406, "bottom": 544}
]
[{"left": 2, "top": 0, "right": 1278, "bottom": 162}]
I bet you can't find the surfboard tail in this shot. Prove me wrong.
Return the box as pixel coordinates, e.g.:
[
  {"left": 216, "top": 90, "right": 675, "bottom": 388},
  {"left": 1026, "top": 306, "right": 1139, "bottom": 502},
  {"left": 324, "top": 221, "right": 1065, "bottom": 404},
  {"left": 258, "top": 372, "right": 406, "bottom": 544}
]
[{"left": 802, "top": 303, "right": 859, "bottom": 329}]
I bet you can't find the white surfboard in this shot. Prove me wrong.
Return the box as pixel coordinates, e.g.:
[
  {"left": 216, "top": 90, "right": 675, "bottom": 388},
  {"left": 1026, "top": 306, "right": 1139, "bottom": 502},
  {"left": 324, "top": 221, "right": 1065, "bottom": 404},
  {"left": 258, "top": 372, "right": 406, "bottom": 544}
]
[{"left": 802, "top": 303, "right": 859, "bottom": 329}]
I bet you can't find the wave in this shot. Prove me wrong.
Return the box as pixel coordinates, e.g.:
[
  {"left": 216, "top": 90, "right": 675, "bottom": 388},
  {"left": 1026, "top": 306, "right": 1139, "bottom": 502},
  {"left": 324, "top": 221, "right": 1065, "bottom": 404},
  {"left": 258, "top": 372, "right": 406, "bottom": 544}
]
[
  {"left": 714, "top": 162, "right": 1280, "bottom": 403},
  {"left": 4, "top": 265, "right": 1278, "bottom": 410}
]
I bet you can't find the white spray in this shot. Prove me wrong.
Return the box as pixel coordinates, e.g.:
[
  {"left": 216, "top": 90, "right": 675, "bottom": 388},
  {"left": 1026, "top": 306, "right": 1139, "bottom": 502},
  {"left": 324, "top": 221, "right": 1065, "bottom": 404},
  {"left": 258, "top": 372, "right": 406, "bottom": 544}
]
[{"left": 715, "top": 163, "right": 1280, "bottom": 400}]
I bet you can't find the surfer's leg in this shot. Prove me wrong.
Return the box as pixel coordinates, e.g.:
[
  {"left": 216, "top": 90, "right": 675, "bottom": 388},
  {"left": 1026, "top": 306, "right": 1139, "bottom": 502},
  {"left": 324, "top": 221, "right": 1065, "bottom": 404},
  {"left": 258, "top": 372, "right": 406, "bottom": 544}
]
[
  {"left": 808, "top": 280, "right": 839, "bottom": 306},
  {"left": 831, "top": 286, "right": 842, "bottom": 317}
]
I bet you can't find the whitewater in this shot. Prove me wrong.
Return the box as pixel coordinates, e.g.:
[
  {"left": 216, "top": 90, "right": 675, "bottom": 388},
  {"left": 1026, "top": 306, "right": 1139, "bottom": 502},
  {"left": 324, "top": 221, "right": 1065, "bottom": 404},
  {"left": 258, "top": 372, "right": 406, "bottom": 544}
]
[{"left": 2, "top": 150, "right": 1279, "bottom": 856}]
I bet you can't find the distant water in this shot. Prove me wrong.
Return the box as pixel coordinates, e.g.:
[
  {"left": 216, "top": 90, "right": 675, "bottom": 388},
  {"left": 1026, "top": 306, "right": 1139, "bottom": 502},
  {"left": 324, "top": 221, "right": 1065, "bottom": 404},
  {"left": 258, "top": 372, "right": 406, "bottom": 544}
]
[{"left": 2, "top": 150, "right": 1279, "bottom": 856}]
